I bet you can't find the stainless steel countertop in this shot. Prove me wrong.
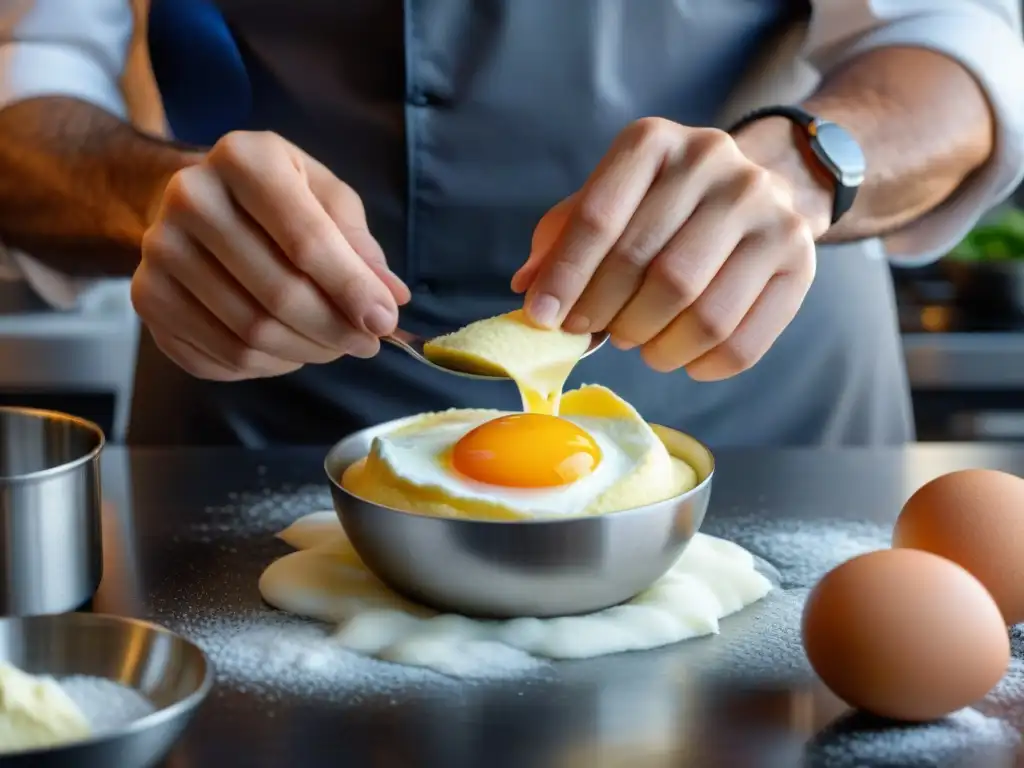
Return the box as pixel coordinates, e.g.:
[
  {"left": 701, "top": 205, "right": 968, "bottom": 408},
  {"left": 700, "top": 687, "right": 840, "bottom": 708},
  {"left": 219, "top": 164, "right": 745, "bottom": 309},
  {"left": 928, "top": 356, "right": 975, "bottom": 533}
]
[
  {"left": 904, "top": 332, "right": 1024, "bottom": 390},
  {"left": 89, "top": 445, "right": 1024, "bottom": 768}
]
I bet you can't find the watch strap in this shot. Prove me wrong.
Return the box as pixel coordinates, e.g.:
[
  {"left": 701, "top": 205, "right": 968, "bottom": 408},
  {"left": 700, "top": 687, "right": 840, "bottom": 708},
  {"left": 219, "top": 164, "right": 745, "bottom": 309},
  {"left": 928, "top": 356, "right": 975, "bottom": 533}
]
[
  {"left": 728, "top": 104, "right": 816, "bottom": 135},
  {"left": 727, "top": 105, "right": 855, "bottom": 225}
]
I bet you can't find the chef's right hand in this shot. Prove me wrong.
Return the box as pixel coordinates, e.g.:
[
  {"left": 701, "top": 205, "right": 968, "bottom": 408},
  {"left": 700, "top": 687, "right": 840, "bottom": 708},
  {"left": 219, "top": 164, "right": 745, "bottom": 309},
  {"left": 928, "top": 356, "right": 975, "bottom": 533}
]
[{"left": 131, "top": 131, "right": 410, "bottom": 381}]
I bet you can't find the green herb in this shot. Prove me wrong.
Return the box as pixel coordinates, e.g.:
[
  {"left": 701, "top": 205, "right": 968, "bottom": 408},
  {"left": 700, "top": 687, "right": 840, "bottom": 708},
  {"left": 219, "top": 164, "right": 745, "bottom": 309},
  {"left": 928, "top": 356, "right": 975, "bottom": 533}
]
[{"left": 948, "top": 207, "right": 1024, "bottom": 261}]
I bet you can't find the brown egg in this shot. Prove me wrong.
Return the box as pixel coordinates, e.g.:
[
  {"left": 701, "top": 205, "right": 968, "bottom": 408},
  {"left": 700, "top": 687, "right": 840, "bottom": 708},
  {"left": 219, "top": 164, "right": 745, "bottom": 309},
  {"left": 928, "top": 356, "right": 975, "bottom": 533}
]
[
  {"left": 894, "top": 468, "right": 1024, "bottom": 625},
  {"left": 801, "top": 548, "right": 1009, "bottom": 722}
]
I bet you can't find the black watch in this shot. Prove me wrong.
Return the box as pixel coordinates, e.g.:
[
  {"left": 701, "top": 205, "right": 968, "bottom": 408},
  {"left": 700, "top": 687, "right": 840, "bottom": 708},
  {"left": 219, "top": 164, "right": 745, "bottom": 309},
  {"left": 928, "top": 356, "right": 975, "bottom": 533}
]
[{"left": 727, "top": 105, "right": 865, "bottom": 225}]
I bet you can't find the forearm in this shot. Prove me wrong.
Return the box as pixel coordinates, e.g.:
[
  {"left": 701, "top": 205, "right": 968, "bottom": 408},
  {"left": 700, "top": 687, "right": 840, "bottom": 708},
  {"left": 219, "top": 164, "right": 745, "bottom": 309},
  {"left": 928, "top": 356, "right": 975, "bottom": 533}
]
[
  {"left": 0, "top": 97, "right": 201, "bottom": 276},
  {"left": 735, "top": 46, "right": 995, "bottom": 242}
]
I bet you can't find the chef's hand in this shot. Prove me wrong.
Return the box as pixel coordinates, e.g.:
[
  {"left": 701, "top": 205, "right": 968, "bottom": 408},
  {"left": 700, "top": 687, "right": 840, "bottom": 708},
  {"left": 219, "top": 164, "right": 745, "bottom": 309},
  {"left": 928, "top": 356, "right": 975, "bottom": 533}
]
[
  {"left": 131, "top": 131, "right": 409, "bottom": 381},
  {"left": 512, "top": 118, "right": 824, "bottom": 381}
]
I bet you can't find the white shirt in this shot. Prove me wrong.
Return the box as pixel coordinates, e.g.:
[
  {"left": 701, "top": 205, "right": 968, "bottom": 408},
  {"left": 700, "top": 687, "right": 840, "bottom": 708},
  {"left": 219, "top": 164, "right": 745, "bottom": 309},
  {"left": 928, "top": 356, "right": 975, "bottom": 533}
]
[{"left": 0, "top": 0, "right": 1022, "bottom": 306}]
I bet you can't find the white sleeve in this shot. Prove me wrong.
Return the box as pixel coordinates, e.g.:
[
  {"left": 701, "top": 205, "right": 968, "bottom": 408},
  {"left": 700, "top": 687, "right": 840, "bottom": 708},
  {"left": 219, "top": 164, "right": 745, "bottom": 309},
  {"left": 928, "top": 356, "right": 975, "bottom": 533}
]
[
  {"left": 0, "top": 1, "right": 134, "bottom": 305},
  {"left": 805, "top": 0, "right": 1024, "bottom": 265},
  {"left": 0, "top": 0, "right": 133, "bottom": 116}
]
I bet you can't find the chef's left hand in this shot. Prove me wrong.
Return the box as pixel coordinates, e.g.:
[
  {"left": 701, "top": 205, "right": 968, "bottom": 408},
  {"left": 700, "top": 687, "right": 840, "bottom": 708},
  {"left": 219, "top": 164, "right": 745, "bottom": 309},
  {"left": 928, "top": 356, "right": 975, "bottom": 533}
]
[{"left": 512, "top": 117, "right": 828, "bottom": 381}]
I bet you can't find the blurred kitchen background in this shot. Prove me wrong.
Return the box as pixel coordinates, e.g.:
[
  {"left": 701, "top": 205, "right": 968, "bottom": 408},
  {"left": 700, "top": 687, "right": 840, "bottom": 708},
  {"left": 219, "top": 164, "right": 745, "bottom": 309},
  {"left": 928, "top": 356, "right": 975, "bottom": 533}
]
[
  {"left": 0, "top": 273, "right": 138, "bottom": 444},
  {"left": 895, "top": 191, "right": 1024, "bottom": 442},
  {"left": 5, "top": 192, "right": 1024, "bottom": 445},
  {"left": 2, "top": 5, "right": 1023, "bottom": 447}
]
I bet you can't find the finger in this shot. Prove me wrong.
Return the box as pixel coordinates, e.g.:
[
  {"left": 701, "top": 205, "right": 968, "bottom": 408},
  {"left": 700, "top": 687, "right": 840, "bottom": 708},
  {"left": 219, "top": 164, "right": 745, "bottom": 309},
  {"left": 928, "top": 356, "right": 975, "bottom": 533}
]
[
  {"left": 563, "top": 161, "right": 713, "bottom": 334},
  {"left": 686, "top": 273, "right": 811, "bottom": 381},
  {"left": 639, "top": 233, "right": 779, "bottom": 373},
  {"left": 523, "top": 119, "right": 677, "bottom": 327},
  {"left": 304, "top": 156, "right": 411, "bottom": 305},
  {"left": 145, "top": 222, "right": 360, "bottom": 364},
  {"left": 160, "top": 166, "right": 371, "bottom": 351},
  {"left": 209, "top": 133, "right": 398, "bottom": 336},
  {"left": 132, "top": 261, "right": 301, "bottom": 377},
  {"left": 149, "top": 329, "right": 268, "bottom": 382},
  {"left": 606, "top": 197, "right": 744, "bottom": 348},
  {"left": 512, "top": 194, "right": 577, "bottom": 293}
]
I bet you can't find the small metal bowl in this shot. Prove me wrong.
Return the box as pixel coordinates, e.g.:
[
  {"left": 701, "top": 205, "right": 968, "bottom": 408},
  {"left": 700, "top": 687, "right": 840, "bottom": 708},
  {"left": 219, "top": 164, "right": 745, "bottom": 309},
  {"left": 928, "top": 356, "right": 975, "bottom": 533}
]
[
  {"left": 0, "top": 408, "right": 105, "bottom": 616},
  {"left": 0, "top": 612, "right": 212, "bottom": 767},
  {"left": 325, "top": 418, "right": 715, "bottom": 618}
]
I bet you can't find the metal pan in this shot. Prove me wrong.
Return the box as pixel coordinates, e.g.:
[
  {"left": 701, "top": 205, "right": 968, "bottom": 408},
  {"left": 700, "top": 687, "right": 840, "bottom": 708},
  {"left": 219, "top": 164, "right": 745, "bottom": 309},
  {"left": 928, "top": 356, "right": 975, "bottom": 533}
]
[
  {"left": 325, "top": 417, "right": 714, "bottom": 619},
  {"left": 0, "top": 612, "right": 212, "bottom": 767}
]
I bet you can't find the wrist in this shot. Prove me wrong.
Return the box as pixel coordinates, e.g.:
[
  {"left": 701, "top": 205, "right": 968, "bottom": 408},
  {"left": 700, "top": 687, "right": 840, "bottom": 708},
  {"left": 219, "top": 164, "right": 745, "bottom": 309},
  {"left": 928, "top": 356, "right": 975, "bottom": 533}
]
[{"left": 732, "top": 116, "right": 833, "bottom": 240}]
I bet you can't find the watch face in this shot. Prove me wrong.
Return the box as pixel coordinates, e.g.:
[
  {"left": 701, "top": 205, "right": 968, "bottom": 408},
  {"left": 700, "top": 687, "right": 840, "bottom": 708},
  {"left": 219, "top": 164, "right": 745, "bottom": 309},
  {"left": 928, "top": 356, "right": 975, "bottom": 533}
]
[{"left": 813, "top": 121, "right": 866, "bottom": 188}]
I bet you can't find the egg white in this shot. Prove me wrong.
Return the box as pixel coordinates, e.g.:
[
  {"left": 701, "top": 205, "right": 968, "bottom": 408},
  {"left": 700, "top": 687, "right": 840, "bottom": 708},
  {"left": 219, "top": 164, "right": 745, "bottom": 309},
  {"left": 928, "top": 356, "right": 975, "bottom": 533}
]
[{"left": 372, "top": 412, "right": 660, "bottom": 518}]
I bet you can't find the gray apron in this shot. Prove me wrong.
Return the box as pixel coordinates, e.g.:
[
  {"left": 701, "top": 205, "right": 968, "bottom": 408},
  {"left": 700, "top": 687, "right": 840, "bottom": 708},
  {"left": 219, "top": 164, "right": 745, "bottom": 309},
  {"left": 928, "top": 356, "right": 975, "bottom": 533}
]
[{"left": 128, "top": 0, "right": 914, "bottom": 448}]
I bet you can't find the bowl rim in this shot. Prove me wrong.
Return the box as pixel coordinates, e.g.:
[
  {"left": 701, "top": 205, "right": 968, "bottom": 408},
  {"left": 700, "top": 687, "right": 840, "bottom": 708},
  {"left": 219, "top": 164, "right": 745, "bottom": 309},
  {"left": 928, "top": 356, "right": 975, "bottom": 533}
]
[
  {"left": 0, "top": 406, "right": 106, "bottom": 483},
  {"left": 323, "top": 413, "right": 716, "bottom": 526},
  {"left": 0, "top": 612, "right": 214, "bottom": 758}
]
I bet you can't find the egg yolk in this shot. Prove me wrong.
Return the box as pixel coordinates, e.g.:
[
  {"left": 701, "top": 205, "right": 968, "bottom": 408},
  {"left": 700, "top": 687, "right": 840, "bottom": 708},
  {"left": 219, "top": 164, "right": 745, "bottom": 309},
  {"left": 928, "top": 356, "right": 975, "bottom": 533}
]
[{"left": 451, "top": 414, "right": 602, "bottom": 488}]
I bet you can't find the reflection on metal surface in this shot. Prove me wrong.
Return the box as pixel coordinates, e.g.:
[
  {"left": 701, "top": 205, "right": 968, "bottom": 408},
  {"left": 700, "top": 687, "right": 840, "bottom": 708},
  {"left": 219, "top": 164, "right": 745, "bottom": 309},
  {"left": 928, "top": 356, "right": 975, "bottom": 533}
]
[
  {"left": 93, "top": 450, "right": 145, "bottom": 616},
  {"left": 548, "top": 671, "right": 692, "bottom": 768},
  {"left": 687, "top": 684, "right": 818, "bottom": 768}
]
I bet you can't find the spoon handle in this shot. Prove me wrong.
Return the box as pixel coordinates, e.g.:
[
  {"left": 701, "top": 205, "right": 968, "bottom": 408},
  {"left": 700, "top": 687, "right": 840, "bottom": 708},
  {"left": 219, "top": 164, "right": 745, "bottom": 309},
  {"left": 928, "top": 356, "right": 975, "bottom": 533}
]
[{"left": 382, "top": 331, "right": 421, "bottom": 357}]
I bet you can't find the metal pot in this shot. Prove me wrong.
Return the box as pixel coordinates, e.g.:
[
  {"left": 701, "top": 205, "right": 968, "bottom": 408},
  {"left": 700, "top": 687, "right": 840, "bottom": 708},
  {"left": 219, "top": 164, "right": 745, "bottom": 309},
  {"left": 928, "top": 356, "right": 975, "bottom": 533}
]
[{"left": 0, "top": 408, "right": 105, "bottom": 616}]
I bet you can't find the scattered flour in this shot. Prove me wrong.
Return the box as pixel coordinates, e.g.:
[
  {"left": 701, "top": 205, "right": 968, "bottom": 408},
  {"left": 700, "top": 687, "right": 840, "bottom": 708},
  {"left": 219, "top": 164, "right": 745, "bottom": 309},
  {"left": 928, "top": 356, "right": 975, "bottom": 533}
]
[
  {"left": 690, "top": 587, "right": 814, "bottom": 684},
  {"left": 187, "top": 484, "right": 333, "bottom": 543},
  {"left": 977, "top": 626, "right": 1024, "bottom": 732},
  {"left": 164, "top": 607, "right": 477, "bottom": 702},
  {"left": 704, "top": 514, "right": 892, "bottom": 589},
  {"left": 59, "top": 677, "right": 155, "bottom": 733},
  {"left": 164, "top": 484, "right": 1024, "bottom": 764},
  {"left": 804, "top": 708, "right": 1020, "bottom": 768}
]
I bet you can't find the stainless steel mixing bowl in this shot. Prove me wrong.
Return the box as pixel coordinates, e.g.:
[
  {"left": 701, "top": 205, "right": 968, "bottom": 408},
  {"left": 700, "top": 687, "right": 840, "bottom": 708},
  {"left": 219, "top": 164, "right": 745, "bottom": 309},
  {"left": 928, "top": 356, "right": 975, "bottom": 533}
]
[
  {"left": 0, "top": 612, "right": 212, "bottom": 767},
  {"left": 0, "top": 407, "right": 105, "bottom": 616},
  {"left": 325, "top": 417, "right": 715, "bottom": 618}
]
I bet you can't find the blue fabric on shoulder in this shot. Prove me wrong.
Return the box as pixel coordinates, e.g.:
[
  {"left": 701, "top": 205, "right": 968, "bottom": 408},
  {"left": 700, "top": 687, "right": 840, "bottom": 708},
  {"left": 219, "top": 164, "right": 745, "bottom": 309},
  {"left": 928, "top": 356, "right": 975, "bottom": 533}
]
[{"left": 147, "top": 0, "right": 250, "bottom": 145}]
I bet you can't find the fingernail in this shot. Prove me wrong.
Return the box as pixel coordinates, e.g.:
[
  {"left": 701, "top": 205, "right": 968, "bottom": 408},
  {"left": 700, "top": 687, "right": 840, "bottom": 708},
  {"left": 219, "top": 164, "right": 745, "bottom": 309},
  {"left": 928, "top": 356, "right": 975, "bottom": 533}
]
[
  {"left": 527, "top": 293, "right": 560, "bottom": 328},
  {"left": 389, "top": 269, "right": 410, "bottom": 291},
  {"left": 611, "top": 335, "right": 636, "bottom": 351},
  {"left": 562, "top": 314, "right": 591, "bottom": 334},
  {"left": 363, "top": 303, "right": 397, "bottom": 336}
]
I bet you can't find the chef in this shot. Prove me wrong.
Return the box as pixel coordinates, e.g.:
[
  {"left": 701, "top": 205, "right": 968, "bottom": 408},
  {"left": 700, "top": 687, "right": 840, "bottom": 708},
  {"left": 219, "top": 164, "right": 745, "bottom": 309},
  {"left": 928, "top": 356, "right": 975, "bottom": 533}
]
[{"left": 0, "top": 0, "right": 1021, "bottom": 448}]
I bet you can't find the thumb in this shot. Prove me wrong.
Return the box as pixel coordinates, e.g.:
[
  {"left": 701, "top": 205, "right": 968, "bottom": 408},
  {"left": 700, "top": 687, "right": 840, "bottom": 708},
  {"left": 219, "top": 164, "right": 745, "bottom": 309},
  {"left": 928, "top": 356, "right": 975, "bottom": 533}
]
[
  {"left": 304, "top": 153, "right": 411, "bottom": 305},
  {"left": 512, "top": 193, "right": 577, "bottom": 294}
]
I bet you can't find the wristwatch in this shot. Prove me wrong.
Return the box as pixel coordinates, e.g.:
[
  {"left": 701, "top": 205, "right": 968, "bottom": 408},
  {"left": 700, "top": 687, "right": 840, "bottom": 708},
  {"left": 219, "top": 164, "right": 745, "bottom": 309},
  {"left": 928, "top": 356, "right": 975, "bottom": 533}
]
[{"left": 727, "top": 105, "right": 866, "bottom": 225}]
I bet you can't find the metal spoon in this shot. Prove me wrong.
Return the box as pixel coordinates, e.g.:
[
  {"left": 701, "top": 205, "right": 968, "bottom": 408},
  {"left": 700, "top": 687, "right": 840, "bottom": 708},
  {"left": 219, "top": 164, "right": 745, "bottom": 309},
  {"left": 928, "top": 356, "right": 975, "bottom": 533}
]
[{"left": 382, "top": 328, "right": 610, "bottom": 380}]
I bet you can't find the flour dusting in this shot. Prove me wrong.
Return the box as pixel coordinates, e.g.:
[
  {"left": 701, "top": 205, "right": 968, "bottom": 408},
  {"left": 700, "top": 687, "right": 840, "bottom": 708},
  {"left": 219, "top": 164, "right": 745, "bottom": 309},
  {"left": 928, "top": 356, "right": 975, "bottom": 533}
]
[
  {"left": 704, "top": 514, "right": 892, "bottom": 589},
  {"left": 804, "top": 708, "right": 1019, "bottom": 768},
  {"left": 60, "top": 676, "right": 156, "bottom": 733},
  {"left": 156, "top": 483, "right": 1024, "bottom": 765}
]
